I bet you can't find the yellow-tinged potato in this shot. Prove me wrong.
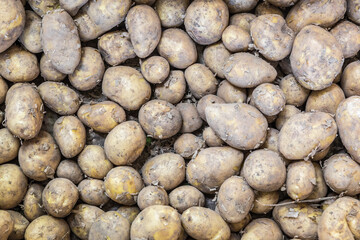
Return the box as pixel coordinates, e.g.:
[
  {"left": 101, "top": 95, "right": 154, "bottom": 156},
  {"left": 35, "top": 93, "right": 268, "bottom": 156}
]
[
  {"left": 176, "top": 103, "right": 203, "bottom": 133},
  {"left": 56, "top": 160, "right": 84, "bottom": 184},
  {"left": 331, "top": 21, "right": 360, "bottom": 59},
  {"left": 197, "top": 95, "right": 225, "bottom": 121},
  {"left": 230, "top": 13, "right": 256, "bottom": 32},
  {"left": 267, "top": 0, "right": 298, "bottom": 7},
  {"left": 7, "top": 210, "right": 29, "bottom": 240},
  {"left": 286, "top": 161, "right": 316, "bottom": 200},
  {"left": 0, "top": 211, "right": 14, "bottom": 240},
  {"left": 251, "top": 83, "right": 286, "bottom": 116},
  {"left": 186, "top": 147, "right": 243, "bottom": 193},
  {"left": 228, "top": 214, "right": 251, "bottom": 232},
  {"left": 203, "top": 43, "right": 231, "bottom": 79},
  {"left": 348, "top": 0, "right": 360, "bottom": 24},
  {"left": 341, "top": 60, "right": 360, "bottom": 97},
  {"left": 307, "top": 162, "right": 328, "bottom": 199},
  {"left": 279, "top": 74, "right": 310, "bottom": 107},
  {"left": 255, "top": 2, "right": 284, "bottom": 17},
  {"left": 206, "top": 103, "right": 268, "bottom": 150},
  {"left": 155, "top": 0, "right": 190, "bottom": 28},
  {"left": 290, "top": 25, "right": 343, "bottom": 91},
  {"left": 217, "top": 80, "right": 247, "bottom": 104},
  {"left": 155, "top": 70, "right": 186, "bottom": 104},
  {"left": 181, "top": 207, "right": 231, "bottom": 240},
  {"left": 89, "top": 211, "right": 130, "bottom": 240},
  {"left": 241, "top": 218, "right": 283, "bottom": 240},
  {"left": 141, "top": 56, "right": 170, "bottom": 84},
  {"left": 203, "top": 127, "right": 224, "bottom": 147},
  {"left": 78, "top": 179, "right": 109, "bottom": 206},
  {"left": 25, "top": 215, "right": 70, "bottom": 240},
  {"left": 222, "top": 25, "right": 252, "bottom": 52},
  {"left": 42, "top": 9, "right": 81, "bottom": 74},
  {"left": 251, "top": 191, "right": 280, "bottom": 214},
  {"left": 174, "top": 133, "right": 203, "bottom": 159},
  {"left": 275, "top": 105, "right": 301, "bottom": 131},
  {"left": 39, "top": 54, "right": 66, "bottom": 81},
  {"left": 23, "top": 184, "right": 45, "bottom": 221},
  {"left": 116, "top": 206, "right": 140, "bottom": 224},
  {"left": 137, "top": 185, "right": 169, "bottom": 210},
  {"left": 28, "top": 0, "right": 59, "bottom": 17},
  {"left": 78, "top": 145, "right": 113, "bottom": 179},
  {"left": 185, "top": 64, "right": 218, "bottom": 99},
  {"left": 169, "top": 185, "right": 205, "bottom": 213},
  {"left": 19, "top": 11, "right": 42, "bottom": 54},
  {"left": 0, "top": 128, "right": 20, "bottom": 164},
  {"left": 224, "top": 0, "right": 258, "bottom": 13},
  {"left": 59, "top": 0, "right": 87, "bottom": 16}
]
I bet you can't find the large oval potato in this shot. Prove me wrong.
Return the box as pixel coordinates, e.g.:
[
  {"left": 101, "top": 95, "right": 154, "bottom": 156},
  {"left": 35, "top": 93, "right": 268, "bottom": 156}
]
[
  {"left": 155, "top": 0, "right": 190, "bottom": 28},
  {"left": 0, "top": 128, "right": 20, "bottom": 164},
  {"left": 286, "top": 161, "right": 316, "bottom": 200},
  {"left": 25, "top": 215, "right": 70, "bottom": 240},
  {"left": 19, "top": 11, "right": 42, "bottom": 54},
  {"left": 89, "top": 211, "right": 130, "bottom": 240},
  {"left": 78, "top": 145, "right": 113, "bottom": 179}
]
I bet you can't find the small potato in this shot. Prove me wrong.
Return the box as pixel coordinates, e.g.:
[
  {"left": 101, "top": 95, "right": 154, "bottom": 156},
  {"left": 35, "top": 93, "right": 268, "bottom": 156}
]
[
  {"left": 39, "top": 54, "right": 66, "bottom": 81},
  {"left": 174, "top": 133, "right": 203, "bottom": 159},
  {"left": 230, "top": 13, "right": 256, "bottom": 32},
  {"left": 203, "top": 127, "right": 224, "bottom": 147},
  {"left": 255, "top": 2, "right": 284, "bottom": 17},
  {"left": 206, "top": 103, "right": 268, "bottom": 150},
  {"left": 267, "top": 0, "right": 298, "bottom": 7},
  {"left": 186, "top": 147, "right": 243, "bottom": 193},
  {"left": 331, "top": 21, "right": 360, "bottom": 58},
  {"left": 217, "top": 176, "right": 254, "bottom": 223},
  {"left": 290, "top": 25, "right": 343, "bottom": 91},
  {"left": 104, "top": 121, "right": 146, "bottom": 165},
  {"left": 250, "top": 14, "right": 294, "bottom": 61},
  {"left": 181, "top": 207, "right": 231, "bottom": 240},
  {"left": 142, "top": 153, "right": 185, "bottom": 190},
  {"left": 223, "top": 52, "right": 277, "bottom": 88},
  {"left": 137, "top": 186, "right": 169, "bottom": 210},
  {"left": 42, "top": 9, "right": 81, "bottom": 74},
  {"left": 39, "top": 81, "right": 80, "bottom": 115},
  {"left": 141, "top": 56, "right": 170, "bottom": 84},
  {"left": 185, "top": 64, "right": 218, "bottom": 99},
  {"left": 241, "top": 218, "right": 283, "bottom": 240},
  {"left": 28, "top": 0, "right": 59, "bottom": 17},
  {"left": 23, "top": 184, "right": 45, "bottom": 221},
  {"left": 307, "top": 162, "right": 327, "bottom": 199},
  {"left": 25, "top": 215, "right": 70, "bottom": 240},
  {"left": 89, "top": 211, "right": 130, "bottom": 240},
  {"left": 19, "top": 130, "right": 61, "bottom": 181},
  {"left": 78, "top": 145, "right": 113, "bottom": 179},
  {"left": 169, "top": 185, "right": 205, "bottom": 213},
  {"left": 228, "top": 214, "right": 251, "bottom": 232},
  {"left": 0, "top": 76, "right": 7, "bottom": 104},
  {"left": 116, "top": 206, "right": 140, "bottom": 224},
  {"left": 69, "top": 47, "right": 105, "bottom": 91},
  {"left": 0, "top": 45, "right": 39, "bottom": 82},
  {"left": 42, "top": 178, "right": 79, "bottom": 218},
  {"left": 341, "top": 61, "right": 360, "bottom": 97},
  {"left": 243, "top": 149, "right": 286, "bottom": 192},
  {"left": 176, "top": 103, "right": 203, "bottom": 133},
  {"left": 184, "top": 0, "right": 229, "bottom": 45},
  {"left": 224, "top": 0, "right": 258, "bottom": 13},
  {"left": 286, "top": 161, "right": 316, "bottom": 200},
  {"left": 251, "top": 191, "right": 280, "bottom": 214},
  {"left": 273, "top": 201, "right": 322, "bottom": 239},
  {"left": 251, "top": 83, "right": 286, "bottom": 116},
  {"left": 60, "top": 0, "right": 88, "bottom": 16},
  {"left": 197, "top": 95, "right": 225, "bottom": 121},
  {"left": 53, "top": 116, "right": 86, "bottom": 158},
  {"left": 155, "top": 70, "right": 186, "bottom": 104},
  {"left": 286, "top": 0, "right": 346, "bottom": 33},
  {"left": 348, "top": 0, "right": 360, "bottom": 24},
  {"left": 0, "top": 128, "right": 20, "bottom": 164},
  {"left": 131, "top": 205, "right": 182, "bottom": 240},
  {"left": 279, "top": 74, "right": 310, "bottom": 107},
  {"left": 275, "top": 105, "right": 301, "bottom": 130},
  {"left": 98, "top": 31, "right": 136, "bottom": 66},
  {"left": 217, "top": 80, "right": 247, "bottom": 104},
  {"left": 203, "top": 43, "right": 231, "bottom": 79},
  {"left": 7, "top": 210, "right": 29, "bottom": 240},
  {"left": 78, "top": 179, "right": 109, "bottom": 206},
  {"left": 56, "top": 160, "right": 84, "bottom": 184},
  {"left": 0, "top": 211, "right": 14, "bottom": 240},
  {"left": 104, "top": 166, "right": 143, "bottom": 205},
  {"left": 222, "top": 25, "right": 251, "bottom": 52},
  {"left": 305, "top": 83, "right": 345, "bottom": 115},
  {"left": 126, "top": 5, "right": 161, "bottom": 58},
  {"left": 155, "top": 0, "right": 190, "bottom": 28},
  {"left": 102, "top": 66, "right": 151, "bottom": 111},
  {"left": 19, "top": 11, "right": 42, "bottom": 54},
  {"left": 261, "top": 128, "right": 279, "bottom": 153},
  {"left": 67, "top": 204, "right": 104, "bottom": 240}
]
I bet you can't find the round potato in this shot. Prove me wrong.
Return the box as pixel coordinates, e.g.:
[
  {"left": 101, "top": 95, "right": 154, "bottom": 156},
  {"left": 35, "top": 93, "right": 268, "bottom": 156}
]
[
  {"left": 307, "top": 162, "right": 328, "bottom": 199},
  {"left": 155, "top": 0, "right": 189, "bottom": 27},
  {"left": 203, "top": 127, "right": 224, "bottom": 147},
  {"left": 185, "top": 63, "right": 218, "bottom": 99},
  {"left": 0, "top": 128, "right": 20, "bottom": 164},
  {"left": 279, "top": 74, "right": 310, "bottom": 107},
  {"left": 251, "top": 191, "right": 280, "bottom": 215},
  {"left": 78, "top": 179, "right": 109, "bottom": 206},
  {"left": 23, "top": 184, "right": 45, "bottom": 221},
  {"left": 0, "top": 210, "right": 14, "bottom": 240},
  {"left": 331, "top": 21, "right": 360, "bottom": 59},
  {"left": 174, "top": 133, "right": 203, "bottom": 159},
  {"left": 197, "top": 95, "right": 225, "bottom": 121},
  {"left": 230, "top": 13, "right": 256, "bottom": 32},
  {"left": 241, "top": 218, "right": 283, "bottom": 240},
  {"left": 141, "top": 56, "right": 170, "bottom": 84},
  {"left": 203, "top": 43, "right": 230, "bottom": 79},
  {"left": 155, "top": 70, "right": 186, "bottom": 104},
  {"left": 255, "top": 2, "right": 284, "bottom": 17},
  {"left": 116, "top": 206, "right": 140, "bottom": 224},
  {"left": 286, "top": 161, "right": 316, "bottom": 200},
  {"left": 224, "top": 0, "right": 258, "bottom": 13},
  {"left": 59, "top": 0, "right": 88, "bottom": 16},
  {"left": 78, "top": 145, "right": 113, "bottom": 179},
  {"left": 89, "top": 211, "right": 130, "bottom": 240},
  {"left": 275, "top": 105, "right": 301, "bottom": 130},
  {"left": 28, "top": 0, "right": 59, "bottom": 17},
  {"left": 169, "top": 185, "right": 205, "bottom": 213},
  {"left": 217, "top": 80, "right": 247, "bottom": 104},
  {"left": 176, "top": 103, "right": 203, "bottom": 133},
  {"left": 341, "top": 60, "right": 360, "bottom": 97},
  {"left": 56, "top": 160, "right": 84, "bottom": 184},
  {"left": 222, "top": 25, "right": 251, "bottom": 52},
  {"left": 39, "top": 54, "right": 66, "bottom": 81},
  {"left": 25, "top": 215, "right": 70, "bottom": 240},
  {"left": 19, "top": 11, "right": 42, "bottom": 54},
  {"left": 7, "top": 210, "right": 29, "bottom": 240},
  {"left": 137, "top": 185, "right": 169, "bottom": 210},
  {"left": 251, "top": 83, "right": 286, "bottom": 116}
]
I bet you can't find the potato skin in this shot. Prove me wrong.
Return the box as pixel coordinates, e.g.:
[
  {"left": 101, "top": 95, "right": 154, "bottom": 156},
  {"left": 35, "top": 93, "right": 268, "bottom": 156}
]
[
  {"left": 331, "top": 21, "right": 360, "bottom": 59},
  {"left": 275, "top": 105, "right": 301, "bottom": 131},
  {"left": 78, "top": 145, "right": 113, "bottom": 179},
  {"left": 89, "top": 211, "right": 130, "bottom": 240},
  {"left": 217, "top": 80, "right": 247, "bottom": 104},
  {"left": 267, "top": 0, "right": 298, "bottom": 7},
  {"left": 251, "top": 191, "right": 280, "bottom": 214},
  {"left": 348, "top": 0, "right": 360, "bottom": 24},
  {"left": 116, "top": 206, "right": 140, "bottom": 224},
  {"left": 78, "top": 179, "right": 109, "bottom": 206},
  {"left": 255, "top": 2, "right": 284, "bottom": 17},
  {"left": 141, "top": 56, "right": 170, "bottom": 84},
  {"left": 169, "top": 185, "right": 205, "bottom": 213},
  {"left": 39, "top": 54, "right": 66, "bottom": 81},
  {"left": 155, "top": 0, "right": 189, "bottom": 27},
  {"left": 286, "top": 161, "right": 316, "bottom": 200},
  {"left": 203, "top": 127, "right": 224, "bottom": 147},
  {"left": 137, "top": 186, "right": 169, "bottom": 210},
  {"left": 19, "top": 11, "right": 42, "bottom": 54},
  {"left": 241, "top": 218, "right": 283, "bottom": 240},
  {"left": 251, "top": 83, "right": 286, "bottom": 116},
  {"left": 59, "top": 0, "right": 88, "bottom": 16},
  {"left": 0, "top": 128, "right": 20, "bottom": 164},
  {"left": 155, "top": 70, "right": 186, "bottom": 104},
  {"left": 56, "top": 160, "right": 84, "bottom": 184},
  {"left": 341, "top": 61, "right": 360, "bottom": 97},
  {"left": 224, "top": 0, "right": 258, "bottom": 13},
  {"left": 7, "top": 210, "right": 29, "bottom": 240},
  {"left": 222, "top": 25, "right": 251, "bottom": 52},
  {"left": 279, "top": 74, "right": 309, "bottom": 107},
  {"left": 203, "top": 43, "right": 231, "bottom": 79},
  {"left": 185, "top": 64, "right": 218, "bottom": 99},
  {"left": 25, "top": 215, "right": 70, "bottom": 240},
  {"left": 23, "top": 184, "right": 45, "bottom": 221},
  {"left": 197, "top": 95, "right": 225, "bottom": 121},
  {"left": 0, "top": 76, "right": 7, "bottom": 104},
  {"left": 28, "top": 0, "right": 59, "bottom": 17},
  {"left": 174, "top": 133, "right": 203, "bottom": 159},
  {"left": 307, "top": 162, "right": 327, "bottom": 199},
  {"left": 176, "top": 103, "right": 203, "bottom": 133},
  {"left": 230, "top": 13, "right": 256, "bottom": 32},
  {"left": 0, "top": 210, "right": 14, "bottom": 240}
]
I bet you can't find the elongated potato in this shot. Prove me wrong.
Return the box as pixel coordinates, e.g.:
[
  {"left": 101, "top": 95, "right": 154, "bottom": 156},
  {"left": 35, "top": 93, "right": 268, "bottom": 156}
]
[
  {"left": 279, "top": 74, "right": 310, "bottom": 107},
  {"left": 241, "top": 218, "right": 283, "bottom": 240},
  {"left": 169, "top": 185, "right": 205, "bottom": 213},
  {"left": 89, "top": 211, "right": 130, "bottom": 240},
  {"left": 341, "top": 61, "right": 360, "bottom": 97},
  {"left": 286, "top": 161, "right": 316, "bottom": 200},
  {"left": 78, "top": 145, "right": 113, "bottom": 179},
  {"left": 19, "top": 11, "right": 42, "bottom": 54},
  {"left": 23, "top": 184, "right": 45, "bottom": 221},
  {"left": 25, "top": 215, "right": 70, "bottom": 240},
  {"left": 155, "top": 0, "right": 190, "bottom": 27},
  {"left": 0, "top": 128, "right": 20, "bottom": 164},
  {"left": 39, "top": 54, "right": 66, "bottom": 81},
  {"left": 331, "top": 21, "right": 360, "bottom": 59}
]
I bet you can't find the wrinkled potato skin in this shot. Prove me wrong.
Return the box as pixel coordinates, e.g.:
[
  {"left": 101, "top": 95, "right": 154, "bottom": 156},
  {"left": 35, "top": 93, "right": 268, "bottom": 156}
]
[
  {"left": 89, "top": 211, "right": 130, "bottom": 240},
  {"left": 341, "top": 61, "right": 360, "bottom": 97},
  {"left": 78, "top": 179, "right": 109, "bottom": 206},
  {"left": 5, "top": 83, "right": 43, "bottom": 139},
  {"left": 286, "top": 0, "right": 347, "bottom": 33},
  {"left": 23, "top": 184, "right": 45, "bottom": 221},
  {"left": 116, "top": 206, "right": 140, "bottom": 224},
  {"left": 137, "top": 186, "right": 169, "bottom": 210},
  {"left": 19, "top": 11, "right": 42, "bottom": 54},
  {"left": 331, "top": 21, "right": 360, "bottom": 59},
  {"left": 255, "top": 2, "right": 284, "bottom": 17},
  {"left": 155, "top": 0, "right": 190, "bottom": 28},
  {"left": 40, "top": 54, "right": 66, "bottom": 81},
  {"left": 56, "top": 160, "right": 84, "bottom": 184},
  {"left": 60, "top": 0, "right": 88, "bottom": 16},
  {"left": 251, "top": 83, "right": 286, "bottom": 116},
  {"left": 7, "top": 210, "right": 29, "bottom": 240},
  {"left": 286, "top": 161, "right": 316, "bottom": 200},
  {"left": 217, "top": 80, "right": 247, "bottom": 104},
  {"left": 242, "top": 218, "right": 283, "bottom": 240},
  {"left": 267, "top": 0, "right": 298, "bottom": 7},
  {"left": 181, "top": 207, "right": 231, "bottom": 240},
  {"left": 224, "top": 0, "right": 258, "bottom": 13},
  {"left": 141, "top": 56, "right": 170, "bottom": 84},
  {"left": 169, "top": 185, "right": 205, "bottom": 213},
  {"left": 197, "top": 95, "right": 225, "bottom": 121},
  {"left": 174, "top": 133, "right": 203, "bottom": 159},
  {"left": 0, "top": 77, "right": 7, "bottom": 104},
  {"left": 28, "top": 0, "right": 59, "bottom": 17},
  {"left": 176, "top": 103, "right": 203, "bottom": 133},
  {"left": 25, "top": 215, "right": 70, "bottom": 240},
  {"left": 0, "top": 128, "right": 20, "bottom": 164},
  {"left": 230, "top": 13, "right": 256, "bottom": 32},
  {"left": 203, "top": 127, "right": 224, "bottom": 147},
  {"left": 203, "top": 43, "right": 230, "bottom": 79},
  {"left": 222, "top": 25, "right": 251, "bottom": 52},
  {"left": 279, "top": 74, "right": 310, "bottom": 107},
  {"left": 275, "top": 105, "right": 301, "bottom": 131},
  {"left": 0, "top": 210, "right": 14, "bottom": 240},
  {"left": 185, "top": 64, "right": 218, "bottom": 99},
  {"left": 251, "top": 191, "right": 280, "bottom": 214},
  {"left": 290, "top": 25, "right": 343, "bottom": 91},
  {"left": 78, "top": 145, "right": 113, "bottom": 179},
  {"left": 155, "top": 70, "right": 186, "bottom": 104},
  {"left": 348, "top": 0, "right": 360, "bottom": 24},
  {"left": 307, "top": 162, "right": 327, "bottom": 199}
]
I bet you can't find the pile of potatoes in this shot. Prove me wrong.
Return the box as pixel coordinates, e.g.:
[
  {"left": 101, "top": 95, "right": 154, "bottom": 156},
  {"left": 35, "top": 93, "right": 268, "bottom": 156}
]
[{"left": 1, "top": 0, "right": 360, "bottom": 239}]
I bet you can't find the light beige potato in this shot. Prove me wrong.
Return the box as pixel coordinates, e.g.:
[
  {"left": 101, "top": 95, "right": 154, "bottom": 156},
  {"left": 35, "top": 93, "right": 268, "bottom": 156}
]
[
  {"left": 169, "top": 185, "right": 205, "bottom": 213},
  {"left": 251, "top": 83, "right": 286, "bottom": 116},
  {"left": 0, "top": 76, "right": 7, "bottom": 104},
  {"left": 25, "top": 215, "right": 70, "bottom": 240},
  {"left": 275, "top": 105, "right": 301, "bottom": 130},
  {"left": 230, "top": 13, "right": 256, "bottom": 32},
  {"left": 185, "top": 64, "right": 218, "bottom": 99},
  {"left": 0, "top": 210, "right": 14, "bottom": 240},
  {"left": 23, "top": 184, "right": 45, "bottom": 221},
  {"left": 261, "top": 128, "right": 279, "bottom": 153},
  {"left": 255, "top": 2, "right": 284, "bottom": 17},
  {"left": 203, "top": 43, "right": 230, "bottom": 79},
  {"left": 78, "top": 145, "right": 113, "bottom": 179},
  {"left": 60, "top": 0, "right": 88, "bottom": 16},
  {"left": 137, "top": 186, "right": 169, "bottom": 210},
  {"left": 251, "top": 191, "right": 280, "bottom": 214},
  {"left": 158, "top": 28, "right": 197, "bottom": 69},
  {"left": 222, "top": 25, "right": 251, "bottom": 52},
  {"left": 224, "top": 0, "right": 258, "bottom": 13},
  {"left": 181, "top": 207, "right": 231, "bottom": 240},
  {"left": 142, "top": 153, "right": 186, "bottom": 190},
  {"left": 155, "top": 70, "right": 186, "bottom": 104},
  {"left": 267, "top": 0, "right": 298, "bottom": 7},
  {"left": 116, "top": 206, "right": 140, "bottom": 224},
  {"left": 197, "top": 95, "right": 225, "bottom": 121},
  {"left": 286, "top": 161, "right": 316, "bottom": 200},
  {"left": 42, "top": 9, "right": 81, "bottom": 74},
  {"left": 102, "top": 66, "right": 151, "bottom": 111},
  {"left": 279, "top": 74, "right": 310, "bottom": 107},
  {"left": 186, "top": 147, "right": 243, "bottom": 193},
  {"left": 19, "top": 11, "right": 42, "bottom": 54},
  {"left": 305, "top": 83, "right": 345, "bottom": 115},
  {"left": 203, "top": 127, "right": 224, "bottom": 147},
  {"left": 206, "top": 103, "right": 268, "bottom": 150},
  {"left": 341, "top": 60, "right": 360, "bottom": 97},
  {"left": 176, "top": 103, "right": 203, "bottom": 133},
  {"left": 140, "top": 56, "right": 170, "bottom": 85},
  {"left": 28, "top": 0, "right": 59, "bottom": 17},
  {"left": 56, "top": 160, "right": 84, "bottom": 184},
  {"left": 39, "top": 54, "right": 66, "bottom": 81},
  {"left": 286, "top": 0, "right": 347, "bottom": 33},
  {"left": 184, "top": 0, "right": 229, "bottom": 45},
  {"left": 78, "top": 179, "right": 109, "bottom": 206},
  {"left": 241, "top": 218, "right": 283, "bottom": 240},
  {"left": 89, "top": 211, "right": 130, "bottom": 240},
  {"left": 7, "top": 210, "right": 29, "bottom": 240},
  {"left": 0, "top": 128, "right": 20, "bottom": 164},
  {"left": 307, "top": 162, "right": 328, "bottom": 199},
  {"left": 174, "top": 133, "right": 203, "bottom": 159},
  {"left": 348, "top": 0, "right": 360, "bottom": 24},
  {"left": 217, "top": 80, "right": 247, "bottom": 104},
  {"left": 156, "top": 0, "right": 190, "bottom": 27},
  {"left": 53, "top": 116, "right": 86, "bottom": 158},
  {"left": 331, "top": 21, "right": 360, "bottom": 58},
  {"left": 126, "top": 5, "right": 161, "bottom": 58},
  {"left": 228, "top": 214, "right": 251, "bottom": 232}
]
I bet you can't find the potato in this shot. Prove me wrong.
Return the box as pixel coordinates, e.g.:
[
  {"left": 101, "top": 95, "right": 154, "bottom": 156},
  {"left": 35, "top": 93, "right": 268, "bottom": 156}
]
[
  {"left": 331, "top": 21, "right": 360, "bottom": 59},
  {"left": 348, "top": 0, "right": 360, "bottom": 24},
  {"left": 197, "top": 95, "right": 225, "bottom": 121},
  {"left": 67, "top": 204, "right": 104, "bottom": 240},
  {"left": 60, "top": 0, "right": 87, "bottom": 16},
  {"left": 206, "top": 103, "right": 268, "bottom": 150},
  {"left": 273, "top": 201, "right": 322, "bottom": 239},
  {"left": 186, "top": 147, "right": 243, "bottom": 193},
  {"left": 155, "top": 0, "right": 190, "bottom": 28},
  {"left": 7, "top": 210, "right": 29, "bottom": 240},
  {"left": 203, "top": 43, "right": 230, "bottom": 79},
  {"left": 39, "top": 54, "right": 66, "bottom": 81},
  {"left": 78, "top": 145, "right": 113, "bottom": 179},
  {"left": 42, "top": 178, "right": 79, "bottom": 218},
  {"left": 131, "top": 205, "right": 182, "bottom": 240},
  {"left": 230, "top": 13, "right": 256, "bottom": 32},
  {"left": 42, "top": 9, "right": 81, "bottom": 74},
  {"left": 222, "top": 25, "right": 251, "bottom": 52},
  {"left": 217, "top": 80, "right": 247, "bottom": 104},
  {"left": 312, "top": 145, "right": 331, "bottom": 161},
  {"left": 24, "top": 215, "right": 70, "bottom": 240},
  {"left": 53, "top": 116, "right": 86, "bottom": 158},
  {"left": 176, "top": 103, "right": 203, "bottom": 133},
  {"left": 224, "top": 0, "right": 258, "bottom": 13},
  {"left": 275, "top": 105, "right": 301, "bottom": 130},
  {"left": 241, "top": 218, "right": 283, "bottom": 240},
  {"left": 0, "top": 0, "right": 25, "bottom": 54},
  {"left": 279, "top": 74, "right": 310, "bottom": 107},
  {"left": 203, "top": 127, "right": 224, "bottom": 147},
  {"left": 89, "top": 211, "right": 130, "bottom": 240},
  {"left": 0, "top": 77, "right": 7, "bottom": 104},
  {"left": 318, "top": 197, "right": 360, "bottom": 240},
  {"left": 23, "top": 184, "right": 45, "bottom": 221},
  {"left": 137, "top": 185, "right": 169, "bottom": 210},
  {"left": 228, "top": 214, "right": 251, "bottom": 232},
  {"left": 251, "top": 83, "right": 286, "bottom": 116},
  {"left": 305, "top": 83, "right": 345, "bottom": 115},
  {"left": 19, "top": 11, "right": 42, "bottom": 54},
  {"left": 0, "top": 128, "right": 20, "bottom": 164},
  {"left": 251, "top": 191, "right": 280, "bottom": 214},
  {"left": 174, "top": 133, "right": 203, "bottom": 159},
  {"left": 155, "top": 70, "right": 186, "bottom": 104},
  {"left": 261, "top": 128, "right": 279, "bottom": 152},
  {"left": 141, "top": 56, "right": 170, "bottom": 84},
  {"left": 0, "top": 210, "right": 14, "bottom": 240},
  {"left": 286, "top": 161, "right": 316, "bottom": 200},
  {"left": 307, "top": 162, "right": 327, "bottom": 199},
  {"left": 126, "top": 5, "right": 161, "bottom": 58},
  {"left": 104, "top": 166, "right": 143, "bottom": 205},
  {"left": 142, "top": 153, "right": 185, "bottom": 190},
  {"left": 28, "top": 0, "right": 59, "bottom": 17},
  {"left": 181, "top": 207, "right": 231, "bottom": 240},
  {"left": 0, "top": 45, "right": 39, "bottom": 82},
  {"left": 185, "top": 64, "right": 218, "bottom": 99},
  {"left": 184, "top": 0, "right": 229, "bottom": 45},
  {"left": 243, "top": 149, "right": 286, "bottom": 192},
  {"left": 102, "top": 66, "right": 151, "bottom": 111},
  {"left": 341, "top": 61, "right": 360, "bottom": 97},
  {"left": 279, "top": 112, "right": 337, "bottom": 160},
  {"left": 267, "top": 0, "right": 298, "bottom": 7},
  {"left": 223, "top": 53, "right": 277, "bottom": 88},
  {"left": 290, "top": 25, "right": 343, "bottom": 91},
  {"left": 78, "top": 179, "right": 109, "bottom": 206},
  {"left": 286, "top": 0, "right": 346, "bottom": 33},
  {"left": 116, "top": 206, "right": 140, "bottom": 224},
  {"left": 169, "top": 185, "right": 205, "bottom": 213},
  {"left": 255, "top": 2, "right": 284, "bottom": 17},
  {"left": 56, "top": 160, "right": 84, "bottom": 184}
]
